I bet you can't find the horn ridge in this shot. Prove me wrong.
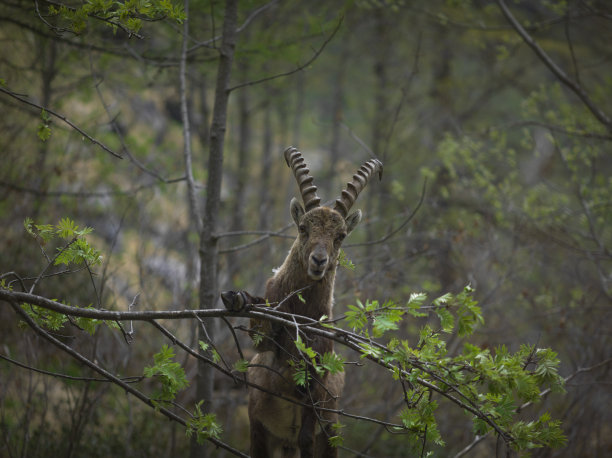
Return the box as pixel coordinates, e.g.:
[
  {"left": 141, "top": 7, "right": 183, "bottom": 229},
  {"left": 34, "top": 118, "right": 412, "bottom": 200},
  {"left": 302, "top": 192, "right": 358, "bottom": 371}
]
[
  {"left": 284, "top": 146, "right": 321, "bottom": 212},
  {"left": 333, "top": 158, "right": 383, "bottom": 218}
]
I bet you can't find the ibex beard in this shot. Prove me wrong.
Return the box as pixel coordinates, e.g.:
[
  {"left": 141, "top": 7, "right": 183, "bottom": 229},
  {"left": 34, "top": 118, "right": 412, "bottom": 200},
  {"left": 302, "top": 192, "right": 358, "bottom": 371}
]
[{"left": 221, "top": 147, "right": 382, "bottom": 458}]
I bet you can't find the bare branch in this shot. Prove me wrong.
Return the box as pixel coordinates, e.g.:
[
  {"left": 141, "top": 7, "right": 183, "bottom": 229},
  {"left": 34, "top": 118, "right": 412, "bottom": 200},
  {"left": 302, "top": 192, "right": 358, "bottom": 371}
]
[
  {"left": 346, "top": 179, "right": 427, "bottom": 248},
  {"left": 227, "top": 16, "right": 343, "bottom": 92},
  {"left": 495, "top": 120, "right": 612, "bottom": 140},
  {"left": 218, "top": 223, "right": 295, "bottom": 254},
  {"left": 0, "top": 177, "right": 188, "bottom": 199},
  {"left": 7, "top": 296, "right": 247, "bottom": 456},
  {"left": 0, "top": 353, "right": 143, "bottom": 384},
  {"left": 89, "top": 56, "right": 174, "bottom": 182},
  {"left": 0, "top": 86, "right": 123, "bottom": 159},
  {"left": 497, "top": 0, "right": 612, "bottom": 131},
  {"left": 29, "top": 237, "right": 78, "bottom": 294}
]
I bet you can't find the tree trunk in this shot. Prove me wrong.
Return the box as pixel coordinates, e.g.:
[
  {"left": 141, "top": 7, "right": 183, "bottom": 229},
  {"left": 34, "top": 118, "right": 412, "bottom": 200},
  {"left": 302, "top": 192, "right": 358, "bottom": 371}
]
[
  {"left": 258, "top": 97, "right": 272, "bottom": 231},
  {"left": 192, "top": 0, "right": 238, "bottom": 457},
  {"left": 326, "top": 47, "right": 348, "bottom": 195},
  {"left": 227, "top": 59, "right": 252, "bottom": 281},
  {"left": 365, "top": 8, "right": 389, "bottom": 274},
  {"left": 32, "top": 37, "right": 57, "bottom": 218}
]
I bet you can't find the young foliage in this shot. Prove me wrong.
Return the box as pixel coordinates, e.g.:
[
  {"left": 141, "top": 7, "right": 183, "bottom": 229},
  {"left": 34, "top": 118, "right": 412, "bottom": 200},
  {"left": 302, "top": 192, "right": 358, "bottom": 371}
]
[
  {"left": 144, "top": 344, "right": 189, "bottom": 406},
  {"left": 328, "top": 422, "right": 345, "bottom": 448},
  {"left": 291, "top": 337, "right": 345, "bottom": 386},
  {"left": 186, "top": 401, "right": 223, "bottom": 444},
  {"left": 17, "top": 219, "right": 114, "bottom": 335},
  {"left": 340, "top": 286, "right": 565, "bottom": 453},
  {"left": 338, "top": 249, "right": 355, "bottom": 271},
  {"left": 46, "top": 0, "right": 185, "bottom": 35},
  {"left": 232, "top": 359, "right": 249, "bottom": 373},
  {"left": 24, "top": 217, "right": 102, "bottom": 267},
  {"left": 37, "top": 109, "right": 51, "bottom": 142}
]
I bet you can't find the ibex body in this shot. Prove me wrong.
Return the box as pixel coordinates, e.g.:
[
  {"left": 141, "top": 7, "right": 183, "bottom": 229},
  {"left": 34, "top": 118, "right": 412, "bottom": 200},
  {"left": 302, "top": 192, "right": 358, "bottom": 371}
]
[{"left": 222, "top": 147, "right": 382, "bottom": 458}]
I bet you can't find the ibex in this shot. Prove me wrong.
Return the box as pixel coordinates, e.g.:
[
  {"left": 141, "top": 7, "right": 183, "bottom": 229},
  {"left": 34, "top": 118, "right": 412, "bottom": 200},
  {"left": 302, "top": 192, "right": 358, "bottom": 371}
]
[{"left": 222, "top": 147, "right": 382, "bottom": 458}]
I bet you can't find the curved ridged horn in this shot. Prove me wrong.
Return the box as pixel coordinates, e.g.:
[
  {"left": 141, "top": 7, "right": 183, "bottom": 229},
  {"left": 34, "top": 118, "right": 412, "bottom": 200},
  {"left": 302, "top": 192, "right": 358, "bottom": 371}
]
[
  {"left": 333, "top": 158, "right": 383, "bottom": 218},
  {"left": 284, "top": 146, "right": 321, "bottom": 213}
]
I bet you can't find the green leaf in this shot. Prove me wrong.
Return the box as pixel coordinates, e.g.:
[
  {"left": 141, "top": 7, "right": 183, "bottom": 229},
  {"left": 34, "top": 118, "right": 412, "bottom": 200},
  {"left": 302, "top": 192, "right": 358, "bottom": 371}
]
[
  {"left": 406, "top": 292, "right": 428, "bottom": 317},
  {"left": 233, "top": 359, "right": 249, "bottom": 373},
  {"left": 338, "top": 249, "right": 355, "bottom": 271},
  {"left": 21, "top": 303, "right": 68, "bottom": 331},
  {"left": 57, "top": 217, "right": 78, "bottom": 238},
  {"left": 345, "top": 302, "right": 368, "bottom": 330},
  {"left": 211, "top": 349, "right": 221, "bottom": 364},
  {"left": 372, "top": 307, "right": 403, "bottom": 337},
  {"left": 186, "top": 401, "right": 223, "bottom": 443},
  {"left": 37, "top": 109, "right": 52, "bottom": 142},
  {"left": 295, "top": 336, "right": 317, "bottom": 359},
  {"left": 434, "top": 307, "right": 454, "bottom": 333},
  {"left": 144, "top": 344, "right": 189, "bottom": 403},
  {"left": 289, "top": 360, "right": 310, "bottom": 386},
  {"left": 321, "top": 352, "right": 345, "bottom": 374},
  {"left": 328, "top": 435, "right": 343, "bottom": 447}
]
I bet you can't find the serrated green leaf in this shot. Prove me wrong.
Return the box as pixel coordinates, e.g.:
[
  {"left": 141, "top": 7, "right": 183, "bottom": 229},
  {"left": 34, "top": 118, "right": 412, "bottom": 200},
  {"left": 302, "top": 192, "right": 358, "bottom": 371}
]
[
  {"left": 233, "top": 359, "right": 249, "bottom": 373},
  {"left": 321, "top": 352, "right": 345, "bottom": 374}
]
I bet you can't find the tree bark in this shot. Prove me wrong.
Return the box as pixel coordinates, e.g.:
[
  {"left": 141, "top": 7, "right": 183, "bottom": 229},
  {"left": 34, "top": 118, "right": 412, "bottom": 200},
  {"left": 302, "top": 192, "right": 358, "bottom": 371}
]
[
  {"left": 32, "top": 37, "right": 57, "bottom": 218},
  {"left": 193, "top": 0, "right": 238, "bottom": 457},
  {"left": 326, "top": 46, "right": 348, "bottom": 195},
  {"left": 227, "top": 58, "right": 252, "bottom": 281}
]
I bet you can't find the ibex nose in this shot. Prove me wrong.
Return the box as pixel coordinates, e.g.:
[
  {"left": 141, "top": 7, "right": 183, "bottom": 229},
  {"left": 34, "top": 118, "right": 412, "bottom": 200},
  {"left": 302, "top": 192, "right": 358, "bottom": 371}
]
[{"left": 311, "top": 254, "right": 328, "bottom": 267}]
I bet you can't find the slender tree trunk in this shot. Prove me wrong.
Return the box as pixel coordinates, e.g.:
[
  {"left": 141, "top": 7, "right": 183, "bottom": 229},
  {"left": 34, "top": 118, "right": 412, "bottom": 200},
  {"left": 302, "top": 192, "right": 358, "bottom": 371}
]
[
  {"left": 292, "top": 70, "right": 305, "bottom": 147},
  {"left": 32, "top": 38, "right": 57, "bottom": 217},
  {"left": 227, "top": 59, "right": 251, "bottom": 281},
  {"left": 326, "top": 47, "right": 348, "bottom": 195},
  {"left": 192, "top": 0, "right": 238, "bottom": 457},
  {"left": 258, "top": 98, "right": 272, "bottom": 231},
  {"left": 366, "top": 8, "right": 389, "bottom": 270},
  {"left": 181, "top": 0, "right": 202, "bottom": 235}
]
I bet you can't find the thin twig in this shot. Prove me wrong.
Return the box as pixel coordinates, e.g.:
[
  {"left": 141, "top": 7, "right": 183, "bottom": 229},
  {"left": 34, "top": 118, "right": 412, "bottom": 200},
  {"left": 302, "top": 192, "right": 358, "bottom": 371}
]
[
  {"left": 0, "top": 353, "right": 143, "bottom": 383},
  {"left": 346, "top": 179, "right": 427, "bottom": 248},
  {"left": 0, "top": 178, "right": 188, "bottom": 199},
  {"left": 227, "top": 16, "right": 343, "bottom": 92},
  {"left": 0, "top": 86, "right": 123, "bottom": 159},
  {"left": 29, "top": 237, "right": 78, "bottom": 294},
  {"left": 7, "top": 297, "right": 247, "bottom": 457}
]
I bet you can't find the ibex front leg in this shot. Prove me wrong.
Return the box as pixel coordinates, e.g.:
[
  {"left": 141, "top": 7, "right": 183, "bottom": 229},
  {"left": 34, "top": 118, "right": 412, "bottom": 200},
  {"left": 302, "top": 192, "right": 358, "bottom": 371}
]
[
  {"left": 298, "top": 407, "right": 316, "bottom": 458},
  {"left": 220, "top": 290, "right": 264, "bottom": 311}
]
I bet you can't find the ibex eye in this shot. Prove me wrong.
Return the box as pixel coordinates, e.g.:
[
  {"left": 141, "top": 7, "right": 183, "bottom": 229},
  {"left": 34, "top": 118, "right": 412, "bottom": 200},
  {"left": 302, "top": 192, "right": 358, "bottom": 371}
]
[
  {"left": 299, "top": 225, "right": 308, "bottom": 235},
  {"left": 335, "top": 233, "right": 346, "bottom": 243}
]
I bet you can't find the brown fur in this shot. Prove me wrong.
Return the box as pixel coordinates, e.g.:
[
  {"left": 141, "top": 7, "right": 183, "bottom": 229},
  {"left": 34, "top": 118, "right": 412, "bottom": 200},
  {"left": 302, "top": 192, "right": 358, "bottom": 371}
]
[
  {"left": 221, "top": 149, "right": 381, "bottom": 457},
  {"left": 223, "top": 205, "right": 357, "bottom": 457}
]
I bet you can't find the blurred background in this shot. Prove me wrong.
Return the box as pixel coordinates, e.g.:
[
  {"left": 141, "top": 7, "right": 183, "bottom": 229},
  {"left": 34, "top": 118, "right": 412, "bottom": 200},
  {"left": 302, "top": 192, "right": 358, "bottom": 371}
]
[{"left": 0, "top": 0, "right": 610, "bottom": 456}]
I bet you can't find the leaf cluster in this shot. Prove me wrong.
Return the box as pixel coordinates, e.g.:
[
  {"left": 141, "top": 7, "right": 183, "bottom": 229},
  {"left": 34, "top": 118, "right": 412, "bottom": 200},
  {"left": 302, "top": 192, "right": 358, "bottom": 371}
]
[
  {"left": 186, "top": 401, "right": 223, "bottom": 444},
  {"left": 143, "top": 344, "right": 189, "bottom": 406},
  {"left": 46, "top": 0, "right": 185, "bottom": 35},
  {"left": 290, "top": 335, "right": 346, "bottom": 387},
  {"left": 24, "top": 217, "right": 102, "bottom": 267},
  {"left": 342, "top": 286, "right": 565, "bottom": 452}
]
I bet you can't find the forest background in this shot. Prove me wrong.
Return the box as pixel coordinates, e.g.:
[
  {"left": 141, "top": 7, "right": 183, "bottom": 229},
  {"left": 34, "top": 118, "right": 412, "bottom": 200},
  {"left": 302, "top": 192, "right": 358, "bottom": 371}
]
[{"left": 0, "top": 0, "right": 610, "bottom": 457}]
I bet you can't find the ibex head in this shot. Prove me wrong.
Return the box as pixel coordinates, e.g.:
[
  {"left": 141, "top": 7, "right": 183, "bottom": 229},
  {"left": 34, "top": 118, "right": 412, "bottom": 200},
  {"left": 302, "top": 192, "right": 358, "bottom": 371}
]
[{"left": 284, "top": 147, "right": 383, "bottom": 281}]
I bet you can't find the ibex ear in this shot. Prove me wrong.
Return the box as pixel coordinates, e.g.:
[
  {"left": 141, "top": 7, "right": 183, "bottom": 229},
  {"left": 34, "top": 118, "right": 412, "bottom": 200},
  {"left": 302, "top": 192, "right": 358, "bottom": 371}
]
[
  {"left": 290, "top": 197, "right": 305, "bottom": 226},
  {"left": 345, "top": 210, "right": 362, "bottom": 234}
]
